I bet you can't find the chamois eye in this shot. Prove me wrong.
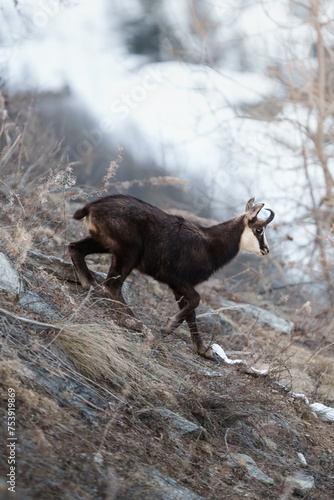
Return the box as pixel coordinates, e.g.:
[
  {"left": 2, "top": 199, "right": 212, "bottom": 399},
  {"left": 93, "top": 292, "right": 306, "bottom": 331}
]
[{"left": 256, "top": 228, "right": 263, "bottom": 234}]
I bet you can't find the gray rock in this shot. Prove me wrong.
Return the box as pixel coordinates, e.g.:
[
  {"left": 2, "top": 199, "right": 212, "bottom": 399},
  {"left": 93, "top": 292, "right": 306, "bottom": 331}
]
[
  {"left": 228, "top": 453, "right": 274, "bottom": 485},
  {"left": 0, "top": 252, "right": 20, "bottom": 299},
  {"left": 29, "top": 367, "right": 108, "bottom": 424},
  {"left": 26, "top": 250, "right": 106, "bottom": 284},
  {"left": 200, "top": 369, "right": 222, "bottom": 378},
  {"left": 196, "top": 304, "right": 234, "bottom": 335},
  {"left": 219, "top": 299, "right": 294, "bottom": 335},
  {"left": 285, "top": 473, "right": 315, "bottom": 491},
  {"left": 119, "top": 466, "right": 206, "bottom": 500},
  {"left": 153, "top": 408, "right": 206, "bottom": 439},
  {"left": 18, "top": 292, "right": 59, "bottom": 319},
  {"left": 26, "top": 250, "right": 131, "bottom": 302}
]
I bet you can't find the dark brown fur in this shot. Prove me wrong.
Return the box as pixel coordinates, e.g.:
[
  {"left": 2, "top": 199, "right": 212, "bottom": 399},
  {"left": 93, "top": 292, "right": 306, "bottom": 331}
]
[{"left": 69, "top": 194, "right": 274, "bottom": 360}]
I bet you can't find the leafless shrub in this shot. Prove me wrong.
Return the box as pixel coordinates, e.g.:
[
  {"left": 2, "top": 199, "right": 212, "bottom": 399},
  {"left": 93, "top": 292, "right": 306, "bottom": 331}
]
[{"left": 98, "top": 146, "right": 123, "bottom": 194}]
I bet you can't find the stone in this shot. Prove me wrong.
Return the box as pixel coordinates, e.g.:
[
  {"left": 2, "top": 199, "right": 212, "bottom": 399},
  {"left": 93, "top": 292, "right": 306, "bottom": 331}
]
[
  {"left": 153, "top": 408, "right": 206, "bottom": 439},
  {"left": 228, "top": 453, "right": 274, "bottom": 485},
  {"left": 285, "top": 473, "right": 315, "bottom": 491},
  {"left": 26, "top": 250, "right": 130, "bottom": 301},
  {"left": 26, "top": 249, "right": 106, "bottom": 284},
  {"left": 18, "top": 292, "right": 59, "bottom": 319},
  {"left": 219, "top": 299, "right": 294, "bottom": 335},
  {"left": 196, "top": 304, "right": 234, "bottom": 335},
  {"left": 0, "top": 252, "right": 20, "bottom": 299},
  {"left": 119, "top": 466, "right": 206, "bottom": 500},
  {"left": 200, "top": 369, "right": 222, "bottom": 378}
]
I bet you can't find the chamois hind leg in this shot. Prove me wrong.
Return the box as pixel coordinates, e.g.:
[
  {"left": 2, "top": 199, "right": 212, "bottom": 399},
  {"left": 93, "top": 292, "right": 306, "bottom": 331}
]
[
  {"left": 172, "top": 290, "right": 219, "bottom": 361},
  {"left": 103, "top": 254, "right": 136, "bottom": 318},
  {"left": 68, "top": 237, "right": 108, "bottom": 291}
]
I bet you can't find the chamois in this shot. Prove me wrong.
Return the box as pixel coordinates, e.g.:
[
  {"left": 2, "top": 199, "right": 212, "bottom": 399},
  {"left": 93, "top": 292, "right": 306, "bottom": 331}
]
[{"left": 69, "top": 195, "right": 274, "bottom": 360}]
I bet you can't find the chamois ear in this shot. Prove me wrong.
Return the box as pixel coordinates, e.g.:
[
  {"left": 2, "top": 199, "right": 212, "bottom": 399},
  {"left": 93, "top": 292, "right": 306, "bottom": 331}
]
[
  {"left": 245, "top": 203, "right": 265, "bottom": 222},
  {"left": 245, "top": 197, "right": 255, "bottom": 211}
]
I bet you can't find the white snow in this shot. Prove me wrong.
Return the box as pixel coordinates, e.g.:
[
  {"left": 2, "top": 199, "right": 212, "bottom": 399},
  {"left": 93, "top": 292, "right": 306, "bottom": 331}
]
[
  {"left": 0, "top": 0, "right": 282, "bottom": 197},
  {"left": 211, "top": 344, "right": 244, "bottom": 366},
  {"left": 1, "top": 0, "right": 332, "bottom": 274},
  {"left": 211, "top": 344, "right": 269, "bottom": 374},
  {"left": 212, "top": 343, "right": 334, "bottom": 422},
  {"left": 309, "top": 403, "right": 334, "bottom": 422},
  {"left": 297, "top": 453, "right": 307, "bottom": 465}
]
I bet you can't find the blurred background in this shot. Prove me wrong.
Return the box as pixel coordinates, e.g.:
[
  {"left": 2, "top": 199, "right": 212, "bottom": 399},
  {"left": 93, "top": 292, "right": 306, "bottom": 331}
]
[{"left": 0, "top": 0, "right": 333, "bottom": 320}]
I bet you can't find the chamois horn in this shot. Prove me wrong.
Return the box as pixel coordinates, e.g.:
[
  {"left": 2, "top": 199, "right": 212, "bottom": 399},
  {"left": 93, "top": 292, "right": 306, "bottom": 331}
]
[{"left": 264, "top": 209, "right": 275, "bottom": 225}]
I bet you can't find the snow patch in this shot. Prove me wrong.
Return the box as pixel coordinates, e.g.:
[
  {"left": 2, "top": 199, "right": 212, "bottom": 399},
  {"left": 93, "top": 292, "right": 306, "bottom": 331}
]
[
  {"left": 212, "top": 344, "right": 269, "bottom": 375},
  {"left": 309, "top": 403, "right": 334, "bottom": 422},
  {"left": 211, "top": 344, "right": 334, "bottom": 424}
]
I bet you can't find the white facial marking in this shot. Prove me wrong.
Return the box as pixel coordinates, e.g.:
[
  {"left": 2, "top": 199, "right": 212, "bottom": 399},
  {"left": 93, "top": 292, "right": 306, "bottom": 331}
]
[
  {"left": 239, "top": 227, "right": 262, "bottom": 256},
  {"left": 85, "top": 214, "right": 96, "bottom": 232}
]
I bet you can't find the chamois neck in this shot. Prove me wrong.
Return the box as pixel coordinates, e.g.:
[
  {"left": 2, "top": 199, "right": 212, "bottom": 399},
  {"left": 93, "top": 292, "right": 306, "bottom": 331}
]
[{"left": 204, "top": 216, "right": 245, "bottom": 269}]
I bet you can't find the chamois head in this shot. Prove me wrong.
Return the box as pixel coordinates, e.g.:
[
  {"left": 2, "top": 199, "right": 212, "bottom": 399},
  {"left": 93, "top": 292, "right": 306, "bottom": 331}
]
[{"left": 239, "top": 197, "right": 275, "bottom": 256}]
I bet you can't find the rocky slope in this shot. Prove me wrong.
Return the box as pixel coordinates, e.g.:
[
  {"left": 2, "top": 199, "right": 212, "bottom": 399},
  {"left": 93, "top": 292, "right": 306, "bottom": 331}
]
[{"left": 1, "top": 234, "right": 334, "bottom": 500}]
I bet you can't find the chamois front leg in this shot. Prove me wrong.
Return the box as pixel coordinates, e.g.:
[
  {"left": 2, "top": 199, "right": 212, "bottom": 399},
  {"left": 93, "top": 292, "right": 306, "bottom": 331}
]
[{"left": 167, "top": 286, "right": 219, "bottom": 361}]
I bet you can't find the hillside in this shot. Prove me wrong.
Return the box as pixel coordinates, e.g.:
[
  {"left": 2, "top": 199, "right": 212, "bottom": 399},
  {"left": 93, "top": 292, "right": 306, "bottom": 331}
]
[
  {"left": 1, "top": 2, "right": 334, "bottom": 497},
  {"left": 0, "top": 195, "right": 334, "bottom": 500}
]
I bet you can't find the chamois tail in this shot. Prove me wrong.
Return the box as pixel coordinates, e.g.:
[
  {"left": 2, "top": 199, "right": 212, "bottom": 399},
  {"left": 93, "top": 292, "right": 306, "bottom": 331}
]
[{"left": 73, "top": 206, "right": 89, "bottom": 220}]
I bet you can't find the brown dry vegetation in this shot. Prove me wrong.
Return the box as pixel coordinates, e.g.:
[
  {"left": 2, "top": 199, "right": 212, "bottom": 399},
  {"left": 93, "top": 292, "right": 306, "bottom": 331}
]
[
  {"left": 1, "top": 92, "right": 334, "bottom": 500},
  {"left": 1, "top": 265, "right": 334, "bottom": 499}
]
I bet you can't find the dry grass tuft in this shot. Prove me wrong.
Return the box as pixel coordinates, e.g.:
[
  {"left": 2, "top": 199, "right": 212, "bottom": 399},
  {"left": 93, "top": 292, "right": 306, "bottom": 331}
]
[{"left": 54, "top": 323, "right": 183, "bottom": 402}]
